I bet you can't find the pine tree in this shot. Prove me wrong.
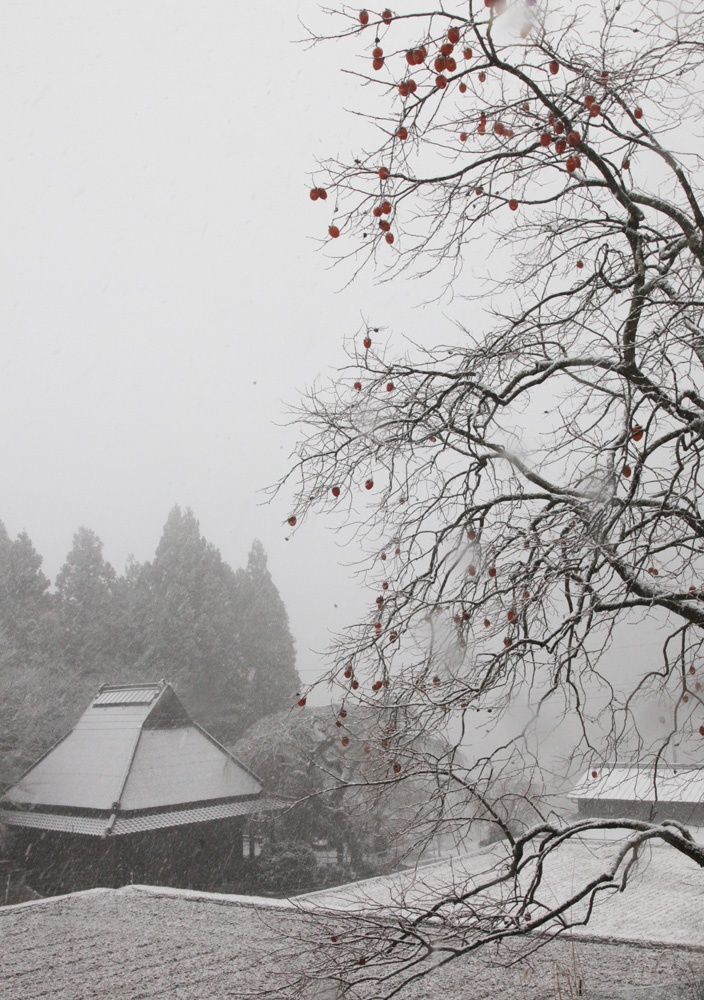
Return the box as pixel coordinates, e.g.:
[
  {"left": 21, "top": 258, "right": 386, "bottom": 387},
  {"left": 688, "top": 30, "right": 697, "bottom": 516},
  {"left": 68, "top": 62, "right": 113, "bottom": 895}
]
[
  {"left": 55, "top": 527, "right": 119, "bottom": 679},
  {"left": 0, "top": 525, "right": 61, "bottom": 782},
  {"left": 113, "top": 554, "right": 153, "bottom": 679},
  {"left": 235, "top": 540, "right": 300, "bottom": 728},
  {"left": 138, "top": 506, "right": 248, "bottom": 737},
  {"left": 0, "top": 523, "right": 52, "bottom": 656}
]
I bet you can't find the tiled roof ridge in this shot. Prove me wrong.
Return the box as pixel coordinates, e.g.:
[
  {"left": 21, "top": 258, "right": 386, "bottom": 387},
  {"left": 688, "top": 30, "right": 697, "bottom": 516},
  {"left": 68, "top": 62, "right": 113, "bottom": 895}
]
[
  {"left": 123, "top": 884, "right": 296, "bottom": 910},
  {"left": 97, "top": 680, "right": 166, "bottom": 691},
  {"left": 0, "top": 886, "right": 115, "bottom": 915},
  {"left": 92, "top": 680, "right": 169, "bottom": 709}
]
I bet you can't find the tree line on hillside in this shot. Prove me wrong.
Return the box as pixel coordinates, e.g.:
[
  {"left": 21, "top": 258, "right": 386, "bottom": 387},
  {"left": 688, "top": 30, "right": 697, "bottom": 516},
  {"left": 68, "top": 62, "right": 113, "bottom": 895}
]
[{"left": 0, "top": 506, "right": 300, "bottom": 784}]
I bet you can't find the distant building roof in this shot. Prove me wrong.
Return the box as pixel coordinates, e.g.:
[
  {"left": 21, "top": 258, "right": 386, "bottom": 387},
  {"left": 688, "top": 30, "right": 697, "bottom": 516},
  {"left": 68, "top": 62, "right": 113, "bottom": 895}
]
[
  {"left": 569, "top": 764, "right": 704, "bottom": 804},
  {"left": 291, "top": 833, "right": 704, "bottom": 947},
  {"left": 0, "top": 682, "right": 278, "bottom": 836}
]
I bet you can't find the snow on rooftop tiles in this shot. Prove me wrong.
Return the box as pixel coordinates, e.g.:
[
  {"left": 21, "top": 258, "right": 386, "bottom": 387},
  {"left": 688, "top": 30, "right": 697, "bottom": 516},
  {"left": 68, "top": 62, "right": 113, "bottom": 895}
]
[
  {"left": 0, "top": 681, "right": 268, "bottom": 835},
  {"left": 2, "top": 849, "right": 703, "bottom": 1000},
  {"left": 93, "top": 685, "right": 161, "bottom": 706},
  {"left": 293, "top": 836, "right": 704, "bottom": 949},
  {"left": 570, "top": 765, "right": 704, "bottom": 804}
]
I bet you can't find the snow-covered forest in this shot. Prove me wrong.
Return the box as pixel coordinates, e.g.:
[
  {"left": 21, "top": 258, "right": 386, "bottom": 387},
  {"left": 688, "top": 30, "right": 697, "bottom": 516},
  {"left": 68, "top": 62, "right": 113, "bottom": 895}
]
[{"left": 0, "top": 506, "right": 299, "bottom": 784}]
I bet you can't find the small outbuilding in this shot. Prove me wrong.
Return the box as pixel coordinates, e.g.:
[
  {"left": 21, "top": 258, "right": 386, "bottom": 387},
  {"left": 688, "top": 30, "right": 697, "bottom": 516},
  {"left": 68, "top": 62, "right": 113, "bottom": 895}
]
[
  {"left": 568, "top": 763, "right": 704, "bottom": 827},
  {"left": 0, "top": 681, "right": 279, "bottom": 895}
]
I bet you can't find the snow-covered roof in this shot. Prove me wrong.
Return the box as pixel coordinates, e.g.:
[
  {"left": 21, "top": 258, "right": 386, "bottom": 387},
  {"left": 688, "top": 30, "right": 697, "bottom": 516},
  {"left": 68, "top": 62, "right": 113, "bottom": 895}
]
[
  {"left": 0, "top": 682, "right": 276, "bottom": 835},
  {"left": 291, "top": 833, "right": 704, "bottom": 948},
  {"left": 2, "top": 839, "right": 703, "bottom": 998},
  {"left": 568, "top": 764, "right": 704, "bottom": 804}
]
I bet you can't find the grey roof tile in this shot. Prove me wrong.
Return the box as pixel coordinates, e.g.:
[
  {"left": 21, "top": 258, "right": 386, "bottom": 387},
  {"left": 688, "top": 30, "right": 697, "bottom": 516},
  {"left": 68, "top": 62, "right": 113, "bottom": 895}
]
[{"left": 1, "top": 877, "right": 703, "bottom": 1000}]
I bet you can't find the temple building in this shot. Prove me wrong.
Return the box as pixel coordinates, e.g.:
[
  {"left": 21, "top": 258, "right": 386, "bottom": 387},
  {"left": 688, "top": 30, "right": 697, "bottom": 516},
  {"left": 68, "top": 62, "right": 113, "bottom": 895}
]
[
  {"left": 0, "top": 681, "right": 278, "bottom": 895},
  {"left": 569, "top": 762, "right": 704, "bottom": 827}
]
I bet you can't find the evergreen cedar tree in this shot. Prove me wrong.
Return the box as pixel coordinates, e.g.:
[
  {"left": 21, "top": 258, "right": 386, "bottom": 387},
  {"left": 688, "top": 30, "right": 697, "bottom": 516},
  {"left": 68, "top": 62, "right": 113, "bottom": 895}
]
[
  {"left": 56, "top": 527, "right": 120, "bottom": 678},
  {"left": 235, "top": 538, "right": 299, "bottom": 731},
  {"left": 281, "top": 0, "right": 704, "bottom": 992},
  {"left": 0, "top": 509, "right": 300, "bottom": 784},
  {"left": 0, "top": 524, "right": 58, "bottom": 786},
  {"left": 120, "top": 508, "right": 299, "bottom": 739},
  {"left": 0, "top": 524, "right": 51, "bottom": 656}
]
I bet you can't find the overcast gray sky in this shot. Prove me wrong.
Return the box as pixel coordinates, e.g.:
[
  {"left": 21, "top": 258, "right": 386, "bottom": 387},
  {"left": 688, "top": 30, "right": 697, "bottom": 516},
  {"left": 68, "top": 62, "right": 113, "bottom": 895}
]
[
  {"left": 0, "top": 1, "right": 675, "bottom": 708},
  {"left": 0, "top": 2, "right": 453, "bottom": 689}
]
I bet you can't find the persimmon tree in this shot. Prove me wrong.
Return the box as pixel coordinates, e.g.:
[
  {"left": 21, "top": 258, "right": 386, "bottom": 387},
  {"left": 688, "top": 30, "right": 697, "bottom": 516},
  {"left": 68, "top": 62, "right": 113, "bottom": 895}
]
[{"left": 275, "top": 0, "right": 704, "bottom": 994}]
